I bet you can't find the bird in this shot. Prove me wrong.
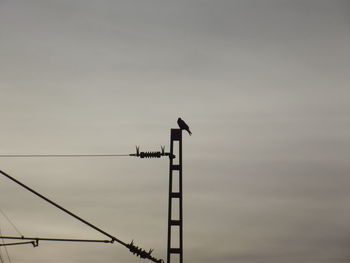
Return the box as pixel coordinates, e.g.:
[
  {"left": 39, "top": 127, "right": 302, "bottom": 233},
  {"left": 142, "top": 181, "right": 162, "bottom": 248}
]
[{"left": 177, "top": 118, "right": 192, "bottom": 135}]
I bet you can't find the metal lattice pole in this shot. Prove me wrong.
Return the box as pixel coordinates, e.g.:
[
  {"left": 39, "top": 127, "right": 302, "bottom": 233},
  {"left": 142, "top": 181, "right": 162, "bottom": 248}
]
[{"left": 167, "top": 129, "right": 183, "bottom": 263}]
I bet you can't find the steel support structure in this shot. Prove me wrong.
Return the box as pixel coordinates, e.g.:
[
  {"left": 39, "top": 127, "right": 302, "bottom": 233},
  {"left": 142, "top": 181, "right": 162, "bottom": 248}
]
[{"left": 167, "top": 129, "right": 183, "bottom": 263}]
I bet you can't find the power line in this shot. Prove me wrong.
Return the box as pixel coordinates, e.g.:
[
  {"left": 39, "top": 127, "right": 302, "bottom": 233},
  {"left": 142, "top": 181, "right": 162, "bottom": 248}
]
[
  {"left": 0, "top": 226, "right": 11, "bottom": 263},
  {"left": 0, "top": 170, "right": 126, "bottom": 245},
  {"left": 0, "top": 247, "right": 3, "bottom": 263},
  {"left": 0, "top": 170, "right": 164, "bottom": 263},
  {"left": 0, "top": 208, "right": 23, "bottom": 237},
  {"left": 0, "top": 146, "right": 172, "bottom": 159},
  {"left": 0, "top": 154, "right": 130, "bottom": 158}
]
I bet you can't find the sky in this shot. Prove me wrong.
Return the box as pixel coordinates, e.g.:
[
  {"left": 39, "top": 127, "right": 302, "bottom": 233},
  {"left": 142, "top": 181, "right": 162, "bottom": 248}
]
[{"left": 0, "top": 0, "right": 350, "bottom": 262}]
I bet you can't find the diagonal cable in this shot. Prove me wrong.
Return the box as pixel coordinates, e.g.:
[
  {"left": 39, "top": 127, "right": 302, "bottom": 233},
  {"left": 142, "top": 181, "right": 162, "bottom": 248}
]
[
  {"left": 0, "top": 226, "right": 11, "bottom": 263},
  {"left": 0, "top": 208, "right": 23, "bottom": 237},
  {"left": 0, "top": 170, "right": 163, "bottom": 263}
]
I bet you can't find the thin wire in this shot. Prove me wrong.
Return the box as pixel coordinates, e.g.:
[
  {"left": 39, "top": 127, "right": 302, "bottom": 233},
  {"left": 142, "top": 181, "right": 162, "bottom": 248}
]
[
  {"left": 0, "top": 170, "right": 126, "bottom": 246},
  {"left": 0, "top": 208, "right": 23, "bottom": 237},
  {"left": 0, "top": 170, "right": 164, "bottom": 263},
  {"left": 0, "top": 154, "right": 130, "bottom": 158},
  {"left": 0, "top": 225, "right": 4, "bottom": 263},
  {"left": 0, "top": 248, "right": 3, "bottom": 263},
  {"left": 0, "top": 226, "right": 11, "bottom": 263}
]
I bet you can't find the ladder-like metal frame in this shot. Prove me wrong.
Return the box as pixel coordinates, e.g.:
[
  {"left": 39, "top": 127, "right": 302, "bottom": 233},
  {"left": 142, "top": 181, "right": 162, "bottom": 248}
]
[{"left": 167, "top": 129, "right": 183, "bottom": 263}]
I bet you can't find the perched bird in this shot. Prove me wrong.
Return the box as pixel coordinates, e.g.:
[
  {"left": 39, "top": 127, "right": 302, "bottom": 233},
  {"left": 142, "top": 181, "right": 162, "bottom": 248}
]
[{"left": 177, "top": 118, "right": 192, "bottom": 135}]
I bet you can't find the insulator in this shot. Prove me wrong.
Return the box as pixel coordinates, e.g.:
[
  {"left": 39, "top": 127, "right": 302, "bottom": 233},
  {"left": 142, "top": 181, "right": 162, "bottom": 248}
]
[
  {"left": 139, "top": 151, "right": 161, "bottom": 158},
  {"left": 127, "top": 241, "right": 164, "bottom": 263}
]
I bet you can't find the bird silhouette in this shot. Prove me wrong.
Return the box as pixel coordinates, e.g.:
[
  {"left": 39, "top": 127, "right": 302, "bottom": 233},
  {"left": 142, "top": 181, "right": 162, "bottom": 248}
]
[{"left": 177, "top": 118, "right": 192, "bottom": 135}]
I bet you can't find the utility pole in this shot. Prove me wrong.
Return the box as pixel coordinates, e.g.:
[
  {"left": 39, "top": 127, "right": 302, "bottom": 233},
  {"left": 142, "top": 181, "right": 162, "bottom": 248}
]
[
  {"left": 167, "top": 129, "right": 183, "bottom": 263},
  {"left": 129, "top": 127, "right": 186, "bottom": 263}
]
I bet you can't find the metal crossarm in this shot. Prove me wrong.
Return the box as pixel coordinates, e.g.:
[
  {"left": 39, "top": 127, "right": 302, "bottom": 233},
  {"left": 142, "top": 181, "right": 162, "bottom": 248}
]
[{"left": 0, "top": 241, "right": 37, "bottom": 247}]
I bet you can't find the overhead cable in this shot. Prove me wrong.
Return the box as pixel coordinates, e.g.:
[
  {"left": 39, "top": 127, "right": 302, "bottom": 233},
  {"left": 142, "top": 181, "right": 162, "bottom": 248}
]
[
  {"left": 0, "top": 154, "right": 130, "bottom": 158},
  {"left": 0, "top": 208, "right": 23, "bottom": 237},
  {"left": 0, "top": 170, "right": 163, "bottom": 263},
  {"left": 0, "top": 225, "right": 11, "bottom": 263}
]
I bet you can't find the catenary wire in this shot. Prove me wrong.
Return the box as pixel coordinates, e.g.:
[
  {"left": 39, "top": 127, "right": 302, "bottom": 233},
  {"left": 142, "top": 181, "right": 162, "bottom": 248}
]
[
  {"left": 0, "top": 154, "right": 130, "bottom": 158},
  {"left": 0, "top": 208, "right": 23, "bottom": 237},
  {"left": 0, "top": 170, "right": 164, "bottom": 263},
  {"left": 0, "top": 226, "right": 11, "bottom": 263},
  {"left": 0, "top": 170, "right": 126, "bottom": 246}
]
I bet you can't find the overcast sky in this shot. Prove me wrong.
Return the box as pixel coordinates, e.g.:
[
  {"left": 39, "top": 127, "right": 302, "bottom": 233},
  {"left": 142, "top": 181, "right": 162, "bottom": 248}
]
[{"left": 0, "top": 1, "right": 350, "bottom": 263}]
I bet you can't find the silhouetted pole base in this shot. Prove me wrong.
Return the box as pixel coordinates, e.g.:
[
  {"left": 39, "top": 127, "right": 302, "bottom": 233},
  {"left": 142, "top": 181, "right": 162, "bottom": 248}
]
[{"left": 167, "top": 129, "right": 183, "bottom": 263}]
